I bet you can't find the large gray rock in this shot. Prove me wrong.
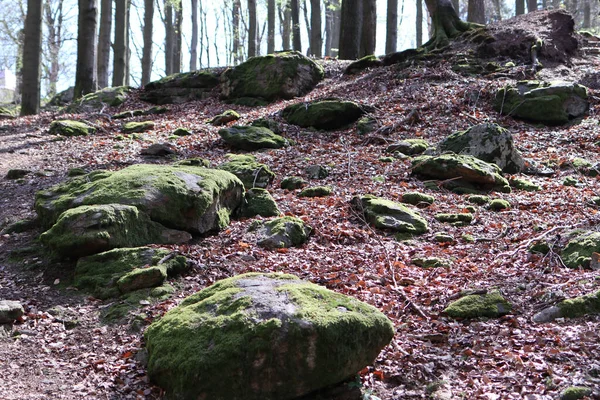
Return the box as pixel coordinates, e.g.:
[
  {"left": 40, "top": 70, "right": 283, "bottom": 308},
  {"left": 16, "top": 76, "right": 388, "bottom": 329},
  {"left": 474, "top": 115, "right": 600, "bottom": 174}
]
[
  {"left": 249, "top": 216, "right": 311, "bottom": 248},
  {"left": 40, "top": 204, "right": 191, "bottom": 258},
  {"left": 220, "top": 51, "right": 324, "bottom": 102},
  {"left": 141, "top": 71, "right": 220, "bottom": 104},
  {"left": 35, "top": 164, "right": 244, "bottom": 234},
  {"left": 438, "top": 123, "right": 525, "bottom": 173},
  {"left": 0, "top": 300, "right": 24, "bottom": 323},
  {"left": 351, "top": 195, "right": 428, "bottom": 234},
  {"left": 145, "top": 273, "right": 394, "bottom": 400},
  {"left": 412, "top": 154, "right": 510, "bottom": 192},
  {"left": 494, "top": 81, "right": 588, "bottom": 124},
  {"left": 66, "top": 86, "right": 131, "bottom": 113}
]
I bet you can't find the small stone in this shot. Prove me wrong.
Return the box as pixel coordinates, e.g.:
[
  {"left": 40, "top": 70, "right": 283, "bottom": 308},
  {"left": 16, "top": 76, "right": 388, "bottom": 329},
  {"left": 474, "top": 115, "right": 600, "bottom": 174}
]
[
  {"left": 434, "top": 233, "right": 455, "bottom": 243},
  {"left": 467, "top": 195, "right": 490, "bottom": 205},
  {"left": 435, "top": 213, "right": 473, "bottom": 226},
  {"left": 0, "top": 300, "right": 24, "bottom": 323},
  {"left": 306, "top": 165, "right": 329, "bottom": 179},
  {"left": 173, "top": 127, "right": 192, "bottom": 136},
  {"left": 489, "top": 199, "right": 510, "bottom": 211},
  {"left": 563, "top": 176, "right": 579, "bottom": 186},
  {"left": 444, "top": 291, "right": 512, "bottom": 319},
  {"left": 123, "top": 121, "right": 155, "bottom": 133},
  {"left": 141, "top": 143, "right": 178, "bottom": 157},
  {"left": 210, "top": 110, "right": 240, "bottom": 126},
  {"left": 5, "top": 169, "right": 31, "bottom": 180},
  {"left": 401, "top": 192, "right": 435, "bottom": 206},
  {"left": 298, "top": 186, "right": 333, "bottom": 198},
  {"left": 280, "top": 176, "right": 307, "bottom": 190}
]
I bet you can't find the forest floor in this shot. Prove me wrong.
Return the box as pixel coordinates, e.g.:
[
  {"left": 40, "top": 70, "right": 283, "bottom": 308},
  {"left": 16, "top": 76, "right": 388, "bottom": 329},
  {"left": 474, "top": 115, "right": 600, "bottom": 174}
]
[{"left": 1, "top": 40, "right": 600, "bottom": 400}]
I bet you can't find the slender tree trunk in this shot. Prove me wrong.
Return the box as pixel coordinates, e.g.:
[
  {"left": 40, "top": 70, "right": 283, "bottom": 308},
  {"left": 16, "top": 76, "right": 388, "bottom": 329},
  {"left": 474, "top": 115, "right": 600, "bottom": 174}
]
[
  {"left": 113, "top": 0, "right": 127, "bottom": 86},
  {"left": 330, "top": 0, "right": 340, "bottom": 57},
  {"left": 232, "top": 0, "right": 241, "bottom": 64},
  {"left": 310, "top": 0, "right": 322, "bottom": 56},
  {"left": 516, "top": 0, "right": 525, "bottom": 15},
  {"left": 527, "top": 0, "right": 537, "bottom": 12},
  {"left": 21, "top": 0, "right": 42, "bottom": 115},
  {"left": 291, "top": 0, "right": 302, "bottom": 51},
  {"left": 280, "top": 0, "right": 292, "bottom": 50},
  {"left": 125, "top": 2, "right": 130, "bottom": 85},
  {"left": 385, "top": 0, "right": 398, "bottom": 53},
  {"left": 173, "top": 4, "right": 182, "bottom": 73},
  {"left": 583, "top": 0, "right": 590, "bottom": 28},
  {"left": 452, "top": 0, "right": 459, "bottom": 13},
  {"left": 74, "top": 0, "right": 97, "bottom": 99},
  {"left": 165, "top": 1, "right": 174, "bottom": 75},
  {"left": 190, "top": 0, "right": 198, "bottom": 70},
  {"left": 267, "top": 0, "right": 275, "bottom": 53},
  {"left": 44, "top": 0, "right": 63, "bottom": 98},
  {"left": 338, "top": 0, "right": 362, "bottom": 59},
  {"left": 141, "top": 0, "right": 153, "bottom": 85},
  {"left": 360, "top": 0, "right": 376, "bottom": 57},
  {"left": 324, "top": 0, "right": 333, "bottom": 55},
  {"left": 417, "top": 0, "right": 423, "bottom": 46},
  {"left": 490, "top": 0, "right": 502, "bottom": 21},
  {"left": 97, "top": 0, "right": 111, "bottom": 88},
  {"left": 467, "top": 0, "right": 485, "bottom": 23},
  {"left": 248, "top": 0, "right": 257, "bottom": 57},
  {"left": 14, "top": 29, "right": 24, "bottom": 104}
]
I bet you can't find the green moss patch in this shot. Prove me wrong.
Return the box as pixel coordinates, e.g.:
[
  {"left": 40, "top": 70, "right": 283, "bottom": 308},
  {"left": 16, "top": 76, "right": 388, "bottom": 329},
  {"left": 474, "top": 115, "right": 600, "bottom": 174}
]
[
  {"left": 560, "top": 386, "right": 592, "bottom": 400},
  {"left": 239, "top": 188, "right": 281, "bottom": 218},
  {"left": 74, "top": 247, "right": 187, "bottom": 299},
  {"left": 281, "top": 176, "right": 307, "bottom": 190},
  {"left": 557, "top": 290, "right": 600, "bottom": 318},
  {"left": 49, "top": 120, "right": 96, "bottom": 136},
  {"left": 122, "top": 121, "right": 155, "bottom": 133},
  {"left": 509, "top": 177, "right": 541, "bottom": 191},
  {"left": 401, "top": 192, "right": 435, "bottom": 206},
  {"left": 218, "top": 125, "right": 289, "bottom": 150},
  {"left": 561, "top": 231, "right": 600, "bottom": 268},
  {"left": 386, "top": 139, "right": 429, "bottom": 155},
  {"left": 467, "top": 195, "right": 490, "bottom": 205},
  {"left": 351, "top": 195, "right": 428, "bottom": 234},
  {"left": 252, "top": 216, "right": 312, "bottom": 249},
  {"left": 144, "top": 272, "right": 393, "bottom": 400},
  {"left": 444, "top": 291, "right": 512, "bottom": 318},
  {"left": 435, "top": 213, "right": 473, "bottom": 226},
  {"left": 282, "top": 100, "right": 364, "bottom": 130},
  {"left": 489, "top": 199, "right": 511, "bottom": 211},
  {"left": 298, "top": 186, "right": 333, "bottom": 198}
]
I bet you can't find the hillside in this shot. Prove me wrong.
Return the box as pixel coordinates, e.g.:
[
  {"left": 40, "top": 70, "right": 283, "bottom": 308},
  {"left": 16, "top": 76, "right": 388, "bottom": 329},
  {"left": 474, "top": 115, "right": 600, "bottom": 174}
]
[{"left": 1, "top": 14, "right": 600, "bottom": 400}]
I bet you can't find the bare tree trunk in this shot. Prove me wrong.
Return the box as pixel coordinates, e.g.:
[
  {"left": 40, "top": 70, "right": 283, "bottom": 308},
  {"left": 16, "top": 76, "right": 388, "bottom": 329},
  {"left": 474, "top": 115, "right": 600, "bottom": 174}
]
[
  {"left": 43, "top": 0, "right": 64, "bottom": 98},
  {"left": 468, "top": 0, "right": 485, "bottom": 23},
  {"left": 267, "top": 0, "right": 275, "bottom": 53},
  {"left": 190, "top": 0, "right": 198, "bottom": 70},
  {"left": 490, "top": 0, "right": 502, "bottom": 21},
  {"left": 385, "top": 0, "right": 398, "bottom": 53},
  {"left": 21, "top": 0, "right": 42, "bottom": 115},
  {"left": 74, "top": 0, "right": 97, "bottom": 99},
  {"left": 330, "top": 0, "right": 340, "bottom": 56},
  {"left": 96, "top": 0, "right": 110, "bottom": 88},
  {"left": 527, "top": 0, "right": 537, "bottom": 12},
  {"left": 280, "top": 0, "right": 292, "bottom": 50},
  {"left": 248, "top": 0, "right": 257, "bottom": 57},
  {"left": 452, "top": 0, "right": 459, "bottom": 13},
  {"left": 360, "top": 0, "right": 376, "bottom": 57},
  {"left": 125, "top": 2, "right": 130, "bottom": 85},
  {"left": 291, "top": 0, "right": 302, "bottom": 51},
  {"left": 113, "top": 0, "right": 127, "bottom": 86},
  {"left": 232, "top": 0, "right": 241, "bottom": 64},
  {"left": 173, "top": 4, "right": 182, "bottom": 73},
  {"left": 141, "top": 0, "right": 153, "bottom": 85},
  {"left": 417, "top": 0, "right": 423, "bottom": 46},
  {"left": 338, "top": 0, "right": 362, "bottom": 59},
  {"left": 310, "top": 0, "right": 322, "bottom": 56},
  {"left": 516, "top": 0, "right": 525, "bottom": 15},
  {"left": 164, "top": 1, "right": 174, "bottom": 75},
  {"left": 583, "top": 0, "right": 590, "bottom": 28}
]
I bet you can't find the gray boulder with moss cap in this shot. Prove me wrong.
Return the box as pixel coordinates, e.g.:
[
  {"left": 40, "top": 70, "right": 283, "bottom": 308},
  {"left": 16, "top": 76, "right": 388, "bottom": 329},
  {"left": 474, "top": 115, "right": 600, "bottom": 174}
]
[
  {"left": 533, "top": 289, "right": 600, "bottom": 323},
  {"left": 351, "top": 195, "right": 428, "bottom": 234},
  {"left": 249, "top": 216, "right": 311, "bottom": 248},
  {"left": 220, "top": 51, "right": 324, "bottom": 102},
  {"left": 49, "top": 120, "right": 96, "bottom": 136},
  {"left": 39, "top": 204, "right": 191, "bottom": 258},
  {"left": 35, "top": 164, "right": 244, "bottom": 234},
  {"left": 218, "top": 154, "right": 275, "bottom": 189},
  {"left": 445, "top": 291, "right": 512, "bottom": 318},
  {"left": 494, "top": 81, "right": 588, "bottom": 124},
  {"left": 144, "top": 272, "right": 394, "bottom": 400},
  {"left": 561, "top": 231, "right": 600, "bottom": 269},
  {"left": 0, "top": 300, "right": 24, "bottom": 323},
  {"left": 218, "top": 126, "right": 289, "bottom": 150},
  {"left": 282, "top": 100, "right": 364, "bottom": 130},
  {"left": 66, "top": 86, "right": 131, "bottom": 112},
  {"left": 412, "top": 154, "right": 510, "bottom": 192},
  {"left": 438, "top": 123, "right": 525, "bottom": 173},
  {"left": 141, "top": 71, "right": 220, "bottom": 104}
]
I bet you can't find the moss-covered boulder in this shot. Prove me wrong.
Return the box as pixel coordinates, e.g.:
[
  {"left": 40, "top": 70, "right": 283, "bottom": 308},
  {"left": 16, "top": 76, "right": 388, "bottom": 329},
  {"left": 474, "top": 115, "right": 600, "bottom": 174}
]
[
  {"left": 345, "top": 55, "right": 383, "bottom": 75},
  {"left": 0, "top": 300, "right": 24, "bottom": 324},
  {"left": 494, "top": 81, "right": 589, "bottom": 124},
  {"left": 467, "top": 194, "right": 490, "bottom": 205},
  {"left": 298, "top": 186, "right": 333, "bottom": 197},
  {"left": 249, "top": 216, "right": 311, "bottom": 248},
  {"left": 49, "top": 120, "right": 96, "bottom": 137},
  {"left": 239, "top": 188, "right": 280, "bottom": 218},
  {"left": 39, "top": 204, "right": 191, "bottom": 258},
  {"left": 401, "top": 192, "right": 435, "bottom": 206},
  {"left": 141, "top": 71, "right": 220, "bottom": 104},
  {"left": 67, "top": 86, "right": 131, "bottom": 112},
  {"left": 144, "top": 272, "right": 394, "bottom": 400},
  {"left": 351, "top": 195, "right": 428, "bottom": 234},
  {"left": 412, "top": 154, "right": 510, "bottom": 192},
  {"left": 533, "top": 290, "right": 600, "bottom": 323},
  {"left": 560, "top": 386, "right": 593, "bottom": 400},
  {"left": 218, "top": 154, "right": 275, "bottom": 189},
  {"left": 35, "top": 164, "right": 244, "bottom": 234},
  {"left": 113, "top": 106, "right": 168, "bottom": 119},
  {"left": 74, "top": 247, "right": 188, "bottom": 299},
  {"left": 386, "top": 139, "right": 429, "bottom": 155},
  {"left": 438, "top": 123, "right": 524, "bottom": 173},
  {"left": 47, "top": 86, "right": 74, "bottom": 106},
  {"left": 210, "top": 110, "right": 240, "bottom": 126},
  {"left": 250, "top": 117, "right": 282, "bottom": 134},
  {"left": 220, "top": 51, "right": 324, "bottom": 102},
  {"left": 561, "top": 231, "right": 600, "bottom": 269},
  {"left": 509, "top": 177, "right": 541, "bottom": 191},
  {"left": 444, "top": 291, "right": 512, "bottom": 318},
  {"left": 281, "top": 100, "right": 364, "bottom": 130},
  {"left": 435, "top": 213, "right": 474, "bottom": 226},
  {"left": 218, "top": 126, "right": 289, "bottom": 150},
  {"left": 280, "top": 176, "right": 307, "bottom": 190},
  {"left": 123, "top": 121, "right": 154, "bottom": 133}
]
